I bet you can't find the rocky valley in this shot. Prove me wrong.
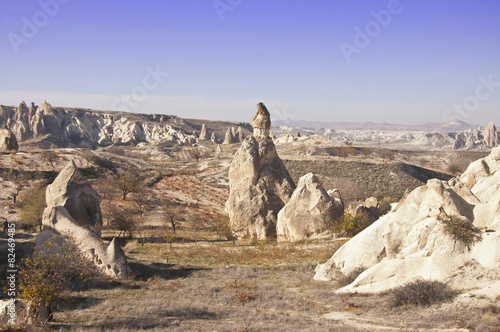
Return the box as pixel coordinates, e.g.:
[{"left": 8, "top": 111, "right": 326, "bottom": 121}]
[{"left": 1, "top": 101, "right": 499, "bottom": 331}]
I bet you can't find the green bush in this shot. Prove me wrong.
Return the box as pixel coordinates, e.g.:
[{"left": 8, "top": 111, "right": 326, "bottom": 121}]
[
  {"left": 442, "top": 216, "right": 481, "bottom": 248},
  {"left": 390, "top": 279, "right": 456, "bottom": 307},
  {"left": 331, "top": 211, "right": 371, "bottom": 237}
]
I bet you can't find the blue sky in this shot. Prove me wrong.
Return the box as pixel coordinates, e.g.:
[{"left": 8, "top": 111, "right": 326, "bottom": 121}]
[{"left": 1, "top": 0, "right": 499, "bottom": 126}]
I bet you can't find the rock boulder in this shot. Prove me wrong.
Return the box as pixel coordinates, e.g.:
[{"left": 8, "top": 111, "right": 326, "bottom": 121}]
[
  {"left": 314, "top": 147, "right": 500, "bottom": 298},
  {"left": 46, "top": 160, "right": 103, "bottom": 235},
  {"left": 277, "top": 173, "right": 343, "bottom": 242}
]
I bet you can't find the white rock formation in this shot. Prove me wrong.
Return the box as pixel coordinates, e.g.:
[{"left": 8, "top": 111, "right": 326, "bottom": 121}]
[
  {"left": 314, "top": 147, "right": 500, "bottom": 298},
  {"left": 0, "top": 100, "right": 198, "bottom": 147},
  {"left": 0, "top": 126, "right": 18, "bottom": 153},
  {"left": 277, "top": 173, "right": 343, "bottom": 242},
  {"left": 223, "top": 128, "right": 234, "bottom": 145},
  {"left": 38, "top": 161, "right": 128, "bottom": 279},
  {"left": 484, "top": 122, "right": 499, "bottom": 147},
  {"left": 226, "top": 103, "right": 295, "bottom": 239},
  {"left": 199, "top": 123, "right": 208, "bottom": 140}
]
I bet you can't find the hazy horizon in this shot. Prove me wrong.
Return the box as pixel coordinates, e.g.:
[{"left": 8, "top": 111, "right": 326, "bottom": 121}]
[{"left": 1, "top": 0, "right": 499, "bottom": 126}]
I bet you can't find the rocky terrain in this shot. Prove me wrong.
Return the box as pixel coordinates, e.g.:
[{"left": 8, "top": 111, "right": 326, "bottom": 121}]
[
  {"left": 315, "top": 147, "right": 500, "bottom": 300},
  {"left": 1, "top": 101, "right": 500, "bottom": 331},
  {"left": 0, "top": 101, "right": 252, "bottom": 150},
  {"left": 274, "top": 120, "right": 500, "bottom": 151}
]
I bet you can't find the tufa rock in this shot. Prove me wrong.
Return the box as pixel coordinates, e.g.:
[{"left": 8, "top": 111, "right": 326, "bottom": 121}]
[
  {"left": 226, "top": 103, "right": 295, "bottom": 239},
  {"left": 484, "top": 122, "right": 499, "bottom": 147},
  {"left": 40, "top": 160, "right": 128, "bottom": 279},
  {"left": 277, "top": 173, "right": 343, "bottom": 242},
  {"left": 314, "top": 147, "right": 500, "bottom": 299},
  {"left": 199, "top": 123, "right": 208, "bottom": 140},
  {"left": 0, "top": 126, "right": 19, "bottom": 153},
  {"left": 250, "top": 102, "right": 271, "bottom": 138},
  {"left": 223, "top": 128, "right": 234, "bottom": 145},
  {"left": 46, "top": 160, "right": 103, "bottom": 235},
  {"left": 236, "top": 126, "right": 245, "bottom": 142}
]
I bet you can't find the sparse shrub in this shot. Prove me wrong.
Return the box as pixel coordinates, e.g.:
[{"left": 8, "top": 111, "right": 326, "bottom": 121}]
[
  {"left": 442, "top": 215, "right": 481, "bottom": 248},
  {"left": 20, "top": 184, "right": 47, "bottom": 232},
  {"left": 389, "top": 279, "right": 456, "bottom": 307},
  {"left": 447, "top": 163, "right": 464, "bottom": 176},
  {"left": 338, "top": 266, "right": 366, "bottom": 287},
  {"left": 40, "top": 150, "right": 59, "bottom": 169},
  {"left": 209, "top": 214, "right": 233, "bottom": 241},
  {"left": 331, "top": 211, "right": 371, "bottom": 237},
  {"left": 378, "top": 149, "right": 395, "bottom": 161},
  {"left": 17, "top": 234, "right": 97, "bottom": 322}
]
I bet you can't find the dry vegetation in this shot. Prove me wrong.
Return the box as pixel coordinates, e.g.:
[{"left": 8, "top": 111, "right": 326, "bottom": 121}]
[{"left": 1, "top": 144, "right": 499, "bottom": 331}]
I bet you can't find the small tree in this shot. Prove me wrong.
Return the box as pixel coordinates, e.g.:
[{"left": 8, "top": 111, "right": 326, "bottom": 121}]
[
  {"left": 209, "top": 214, "right": 232, "bottom": 241},
  {"left": 110, "top": 208, "right": 137, "bottom": 238},
  {"left": 94, "top": 175, "right": 118, "bottom": 225},
  {"left": 41, "top": 151, "right": 59, "bottom": 169},
  {"left": 131, "top": 185, "right": 151, "bottom": 217},
  {"left": 11, "top": 171, "right": 29, "bottom": 204},
  {"left": 187, "top": 147, "right": 206, "bottom": 162},
  {"left": 20, "top": 184, "right": 47, "bottom": 231},
  {"left": 118, "top": 171, "right": 139, "bottom": 200},
  {"left": 163, "top": 204, "right": 182, "bottom": 234}
]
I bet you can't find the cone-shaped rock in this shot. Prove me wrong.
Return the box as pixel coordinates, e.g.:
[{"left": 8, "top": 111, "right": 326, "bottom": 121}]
[
  {"left": 46, "top": 160, "right": 103, "bottom": 236},
  {"left": 226, "top": 103, "right": 295, "bottom": 239},
  {"left": 223, "top": 128, "right": 234, "bottom": 144},
  {"left": 199, "top": 123, "right": 208, "bottom": 140},
  {"left": 484, "top": 122, "right": 499, "bottom": 147},
  {"left": 277, "top": 173, "right": 344, "bottom": 242}
]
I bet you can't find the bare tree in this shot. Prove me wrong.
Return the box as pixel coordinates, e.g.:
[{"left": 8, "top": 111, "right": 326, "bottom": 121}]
[
  {"left": 187, "top": 147, "right": 206, "bottom": 162},
  {"left": 11, "top": 171, "right": 28, "bottom": 204},
  {"left": 94, "top": 175, "right": 118, "bottom": 225},
  {"left": 41, "top": 151, "right": 59, "bottom": 169},
  {"left": 163, "top": 204, "right": 182, "bottom": 234},
  {"left": 131, "top": 184, "right": 151, "bottom": 217}
]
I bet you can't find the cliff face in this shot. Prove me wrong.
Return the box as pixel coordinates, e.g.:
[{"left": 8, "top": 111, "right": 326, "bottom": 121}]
[{"left": 0, "top": 101, "right": 208, "bottom": 148}]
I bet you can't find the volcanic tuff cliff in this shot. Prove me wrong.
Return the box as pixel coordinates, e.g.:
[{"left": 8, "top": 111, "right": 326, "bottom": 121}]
[{"left": 0, "top": 101, "right": 251, "bottom": 148}]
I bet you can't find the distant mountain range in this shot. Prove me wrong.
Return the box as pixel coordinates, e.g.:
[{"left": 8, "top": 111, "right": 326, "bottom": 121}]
[{"left": 272, "top": 118, "right": 479, "bottom": 132}]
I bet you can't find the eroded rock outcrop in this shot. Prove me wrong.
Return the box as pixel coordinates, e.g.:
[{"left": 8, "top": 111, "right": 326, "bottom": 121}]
[
  {"left": 223, "top": 128, "right": 234, "bottom": 145},
  {"left": 484, "top": 122, "right": 499, "bottom": 147},
  {"left": 277, "top": 173, "right": 343, "bottom": 242},
  {"left": 0, "top": 126, "right": 18, "bottom": 153},
  {"left": 199, "top": 123, "right": 208, "bottom": 140},
  {"left": 226, "top": 103, "right": 295, "bottom": 239},
  {"left": 46, "top": 160, "right": 103, "bottom": 235},
  {"left": 314, "top": 147, "right": 500, "bottom": 299},
  {"left": 37, "top": 161, "right": 128, "bottom": 279},
  {"left": 0, "top": 100, "right": 199, "bottom": 147}
]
